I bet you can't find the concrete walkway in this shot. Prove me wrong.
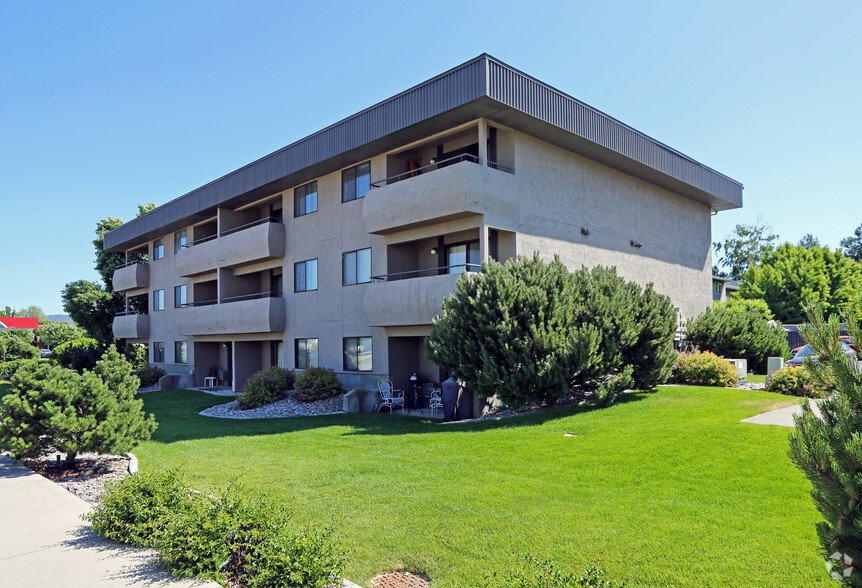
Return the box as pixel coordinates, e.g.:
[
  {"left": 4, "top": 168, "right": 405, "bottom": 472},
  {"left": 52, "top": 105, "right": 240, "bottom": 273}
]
[
  {"left": 740, "top": 399, "right": 823, "bottom": 427},
  {"left": 0, "top": 455, "right": 218, "bottom": 588}
]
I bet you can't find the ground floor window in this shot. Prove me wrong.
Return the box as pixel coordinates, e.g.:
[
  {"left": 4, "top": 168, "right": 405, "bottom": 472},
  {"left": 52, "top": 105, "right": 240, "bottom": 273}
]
[
  {"left": 343, "top": 336, "right": 372, "bottom": 371},
  {"left": 153, "top": 341, "right": 165, "bottom": 363},
  {"left": 174, "top": 341, "right": 188, "bottom": 364},
  {"left": 295, "top": 338, "right": 319, "bottom": 369}
]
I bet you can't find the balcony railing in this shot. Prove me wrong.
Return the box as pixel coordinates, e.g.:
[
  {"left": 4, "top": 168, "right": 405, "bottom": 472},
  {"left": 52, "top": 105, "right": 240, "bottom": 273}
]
[
  {"left": 371, "top": 263, "right": 481, "bottom": 282},
  {"left": 371, "top": 155, "right": 513, "bottom": 189},
  {"left": 115, "top": 259, "right": 148, "bottom": 269},
  {"left": 221, "top": 216, "right": 281, "bottom": 238},
  {"left": 221, "top": 291, "right": 283, "bottom": 304},
  {"left": 181, "top": 298, "right": 218, "bottom": 308},
  {"left": 181, "top": 234, "right": 217, "bottom": 249},
  {"left": 114, "top": 310, "right": 148, "bottom": 316}
]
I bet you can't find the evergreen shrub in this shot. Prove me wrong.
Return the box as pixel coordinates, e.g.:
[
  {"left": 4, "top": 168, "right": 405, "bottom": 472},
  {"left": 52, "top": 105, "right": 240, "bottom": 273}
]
[
  {"left": 766, "top": 365, "right": 822, "bottom": 398},
  {"left": 0, "top": 332, "right": 38, "bottom": 362},
  {"left": 237, "top": 367, "right": 295, "bottom": 409},
  {"left": 0, "top": 358, "right": 40, "bottom": 377},
  {"left": 136, "top": 364, "right": 166, "bottom": 388},
  {"left": 685, "top": 298, "right": 789, "bottom": 373},
  {"left": 294, "top": 367, "right": 345, "bottom": 402},
  {"left": 126, "top": 344, "right": 149, "bottom": 371},
  {"left": 668, "top": 349, "right": 740, "bottom": 387},
  {"left": 54, "top": 338, "right": 103, "bottom": 373}
]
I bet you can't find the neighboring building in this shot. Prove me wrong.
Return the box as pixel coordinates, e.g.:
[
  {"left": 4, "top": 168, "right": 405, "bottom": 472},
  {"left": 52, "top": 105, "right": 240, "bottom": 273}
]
[
  {"left": 712, "top": 276, "right": 740, "bottom": 303},
  {"left": 104, "top": 54, "right": 743, "bottom": 393}
]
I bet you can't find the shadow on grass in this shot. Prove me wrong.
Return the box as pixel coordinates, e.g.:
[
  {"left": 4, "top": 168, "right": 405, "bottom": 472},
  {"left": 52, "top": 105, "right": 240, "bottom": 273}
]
[{"left": 142, "top": 389, "right": 651, "bottom": 444}]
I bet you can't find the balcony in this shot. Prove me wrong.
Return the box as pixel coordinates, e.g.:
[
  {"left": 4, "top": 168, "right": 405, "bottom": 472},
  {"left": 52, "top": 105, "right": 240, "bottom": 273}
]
[
  {"left": 364, "top": 271, "right": 465, "bottom": 327},
  {"left": 363, "top": 157, "right": 518, "bottom": 235},
  {"left": 177, "top": 293, "right": 285, "bottom": 336},
  {"left": 112, "top": 262, "right": 149, "bottom": 292},
  {"left": 112, "top": 313, "right": 149, "bottom": 339},
  {"left": 176, "top": 218, "right": 285, "bottom": 277}
]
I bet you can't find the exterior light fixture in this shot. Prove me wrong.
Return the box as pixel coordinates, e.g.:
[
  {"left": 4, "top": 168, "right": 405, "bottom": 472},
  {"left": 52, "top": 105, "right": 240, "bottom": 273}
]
[
  {"left": 580, "top": 227, "right": 590, "bottom": 236},
  {"left": 630, "top": 240, "right": 642, "bottom": 248},
  {"left": 430, "top": 247, "right": 438, "bottom": 255}
]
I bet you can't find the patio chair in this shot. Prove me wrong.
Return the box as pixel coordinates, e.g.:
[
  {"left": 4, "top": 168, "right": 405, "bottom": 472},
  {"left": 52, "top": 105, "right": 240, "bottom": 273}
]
[
  {"left": 429, "top": 387, "right": 443, "bottom": 414},
  {"left": 377, "top": 379, "right": 405, "bottom": 413}
]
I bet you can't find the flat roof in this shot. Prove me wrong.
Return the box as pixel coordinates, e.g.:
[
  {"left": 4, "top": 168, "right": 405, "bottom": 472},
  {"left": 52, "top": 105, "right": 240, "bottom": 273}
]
[{"left": 105, "top": 54, "right": 743, "bottom": 252}]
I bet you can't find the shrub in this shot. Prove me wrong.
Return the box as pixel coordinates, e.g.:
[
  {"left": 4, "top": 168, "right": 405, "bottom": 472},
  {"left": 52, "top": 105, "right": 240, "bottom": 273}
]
[
  {"left": 668, "top": 349, "right": 739, "bottom": 387},
  {"left": 87, "top": 470, "right": 345, "bottom": 588},
  {"left": 766, "top": 365, "right": 822, "bottom": 398},
  {"left": 465, "top": 553, "right": 628, "bottom": 587},
  {"left": 685, "top": 298, "right": 789, "bottom": 373},
  {"left": 0, "top": 331, "right": 38, "bottom": 362},
  {"left": 54, "top": 337, "right": 103, "bottom": 373},
  {"left": 293, "top": 367, "right": 345, "bottom": 402},
  {"left": 85, "top": 469, "right": 191, "bottom": 547},
  {"left": 0, "top": 358, "right": 40, "bottom": 377},
  {"left": 126, "top": 344, "right": 149, "bottom": 371},
  {"left": 237, "top": 366, "right": 295, "bottom": 409},
  {"left": 136, "top": 364, "right": 166, "bottom": 388},
  {"left": 0, "top": 345, "right": 157, "bottom": 466}
]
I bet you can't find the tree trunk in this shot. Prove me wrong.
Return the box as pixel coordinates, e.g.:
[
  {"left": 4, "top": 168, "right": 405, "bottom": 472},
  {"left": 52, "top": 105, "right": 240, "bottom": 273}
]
[{"left": 63, "top": 451, "right": 77, "bottom": 468}]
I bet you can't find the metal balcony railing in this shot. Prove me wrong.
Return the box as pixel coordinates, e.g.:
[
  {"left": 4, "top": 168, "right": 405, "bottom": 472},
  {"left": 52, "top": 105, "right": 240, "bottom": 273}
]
[
  {"left": 371, "top": 263, "right": 482, "bottom": 282},
  {"left": 370, "top": 155, "right": 514, "bottom": 189},
  {"left": 220, "top": 291, "right": 284, "bottom": 304}
]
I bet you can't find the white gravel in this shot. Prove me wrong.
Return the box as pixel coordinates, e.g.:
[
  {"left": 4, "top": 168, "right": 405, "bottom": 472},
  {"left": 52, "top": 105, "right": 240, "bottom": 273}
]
[{"left": 200, "top": 393, "right": 345, "bottom": 419}]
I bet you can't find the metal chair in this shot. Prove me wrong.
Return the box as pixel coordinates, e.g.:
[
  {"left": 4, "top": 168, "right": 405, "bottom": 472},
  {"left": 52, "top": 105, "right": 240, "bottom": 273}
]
[
  {"left": 429, "top": 387, "right": 443, "bottom": 414},
  {"left": 377, "top": 379, "right": 405, "bottom": 413}
]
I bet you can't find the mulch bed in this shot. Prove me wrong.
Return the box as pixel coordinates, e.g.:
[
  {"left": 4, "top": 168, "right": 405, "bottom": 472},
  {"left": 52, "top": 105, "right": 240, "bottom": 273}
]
[{"left": 17, "top": 452, "right": 131, "bottom": 505}]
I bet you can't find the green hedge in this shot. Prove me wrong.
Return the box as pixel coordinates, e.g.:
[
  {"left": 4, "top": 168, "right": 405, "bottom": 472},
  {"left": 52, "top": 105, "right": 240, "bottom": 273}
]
[{"left": 668, "top": 350, "right": 740, "bottom": 387}]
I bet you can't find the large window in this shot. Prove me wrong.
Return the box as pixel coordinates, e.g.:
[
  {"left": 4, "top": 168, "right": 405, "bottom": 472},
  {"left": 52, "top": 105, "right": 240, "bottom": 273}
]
[
  {"left": 294, "top": 181, "right": 318, "bottom": 217},
  {"left": 446, "top": 240, "right": 480, "bottom": 273},
  {"left": 153, "top": 289, "right": 165, "bottom": 311},
  {"left": 343, "top": 248, "right": 371, "bottom": 285},
  {"left": 174, "top": 285, "right": 187, "bottom": 308},
  {"left": 343, "top": 337, "right": 372, "bottom": 371},
  {"left": 294, "top": 259, "right": 318, "bottom": 292},
  {"left": 295, "top": 338, "right": 319, "bottom": 369},
  {"left": 153, "top": 342, "right": 165, "bottom": 363},
  {"left": 342, "top": 162, "right": 371, "bottom": 202},
  {"left": 153, "top": 238, "right": 165, "bottom": 260},
  {"left": 174, "top": 341, "right": 188, "bottom": 364},
  {"left": 174, "top": 230, "right": 187, "bottom": 253}
]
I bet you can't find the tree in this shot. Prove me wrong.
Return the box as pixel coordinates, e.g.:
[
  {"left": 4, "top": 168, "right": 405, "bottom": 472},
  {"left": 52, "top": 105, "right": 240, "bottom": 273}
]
[
  {"left": 39, "top": 320, "right": 86, "bottom": 349},
  {"left": 799, "top": 233, "right": 821, "bottom": 250},
  {"left": 60, "top": 280, "right": 122, "bottom": 345},
  {"left": 841, "top": 223, "right": 862, "bottom": 262},
  {"left": 0, "top": 345, "right": 158, "bottom": 467},
  {"left": 685, "top": 298, "right": 789, "bottom": 373},
  {"left": 788, "top": 307, "right": 862, "bottom": 584},
  {"left": 16, "top": 305, "right": 48, "bottom": 322},
  {"left": 0, "top": 331, "right": 38, "bottom": 362},
  {"left": 713, "top": 220, "right": 780, "bottom": 280},
  {"left": 93, "top": 216, "right": 126, "bottom": 291},
  {"left": 738, "top": 243, "right": 862, "bottom": 324},
  {"left": 0, "top": 306, "right": 18, "bottom": 317}
]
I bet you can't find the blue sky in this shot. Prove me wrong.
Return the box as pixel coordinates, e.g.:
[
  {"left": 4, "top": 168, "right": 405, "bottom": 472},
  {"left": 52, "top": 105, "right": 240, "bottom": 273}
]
[{"left": 2, "top": 1, "right": 860, "bottom": 314}]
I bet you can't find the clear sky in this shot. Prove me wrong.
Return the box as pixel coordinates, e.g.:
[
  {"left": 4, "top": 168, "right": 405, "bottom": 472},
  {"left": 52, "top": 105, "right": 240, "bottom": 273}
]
[{"left": 2, "top": 1, "right": 860, "bottom": 315}]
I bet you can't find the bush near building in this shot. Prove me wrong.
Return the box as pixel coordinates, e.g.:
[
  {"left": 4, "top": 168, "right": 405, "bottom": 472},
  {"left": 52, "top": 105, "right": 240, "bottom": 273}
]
[
  {"left": 293, "top": 367, "right": 345, "bottom": 402},
  {"left": 765, "top": 366, "right": 823, "bottom": 398},
  {"left": 685, "top": 298, "right": 789, "bottom": 374},
  {"left": 53, "top": 337, "right": 103, "bottom": 373},
  {"left": 237, "top": 366, "right": 296, "bottom": 409},
  {"left": 668, "top": 349, "right": 740, "bottom": 387}
]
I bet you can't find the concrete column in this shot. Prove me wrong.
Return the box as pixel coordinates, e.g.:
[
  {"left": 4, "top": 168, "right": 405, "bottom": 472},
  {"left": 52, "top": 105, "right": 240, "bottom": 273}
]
[
  {"left": 477, "top": 119, "right": 487, "bottom": 166},
  {"left": 479, "top": 224, "right": 489, "bottom": 263}
]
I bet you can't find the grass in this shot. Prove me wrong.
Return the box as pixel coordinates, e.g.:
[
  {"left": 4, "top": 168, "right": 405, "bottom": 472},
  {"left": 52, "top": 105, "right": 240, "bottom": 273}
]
[
  {"left": 131, "top": 386, "right": 823, "bottom": 586},
  {"left": 746, "top": 374, "right": 767, "bottom": 384}
]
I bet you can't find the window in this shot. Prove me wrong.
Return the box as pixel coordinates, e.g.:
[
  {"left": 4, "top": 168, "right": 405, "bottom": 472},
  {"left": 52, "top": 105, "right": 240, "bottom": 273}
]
[
  {"left": 153, "top": 289, "right": 165, "bottom": 311},
  {"left": 446, "top": 240, "right": 480, "bottom": 273},
  {"left": 294, "top": 259, "right": 318, "bottom": 292},
  {"left": 343, "top": 337, "right": 372, "bottom": 371},
  {"left": 153, "top": 238, "right": 165, "bottom": 260},
  {"left": 153, "top": 342, "right": 165, "bottom": 363},
  {"left": 174, "top": 285, "right": 187, "bottom": 308},
  {"left": 295, "top": 338, "right": 319, "bottom": 369},
  {"left": 343, "top": 248, "right": 371, "bottom": 285},
  {"left": 271, "top": 341, "right": 284, "bottom": 368},
  {"left": 342, "top": 161, "right": 371, "bottom": 202},
  {"left": 174, "top": 229, "right": 187, "bottom": 253},
  {"left": 713, "top": 282, "right": 723, "bottom": 301},
  {"left": 294, "top": 181, "right": 318, "bottom": 217},
  {"left": 174, "top": 341, "right": 188, "bottom": 364}
]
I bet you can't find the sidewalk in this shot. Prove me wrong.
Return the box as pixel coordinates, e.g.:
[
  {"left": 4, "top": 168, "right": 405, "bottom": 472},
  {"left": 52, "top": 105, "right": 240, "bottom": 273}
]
[
  {"left": 740, "top": 399, "right": 823, "bottom": 427},
  {"left": 0, "top": 454, "right": 218, "bottom": 588}
]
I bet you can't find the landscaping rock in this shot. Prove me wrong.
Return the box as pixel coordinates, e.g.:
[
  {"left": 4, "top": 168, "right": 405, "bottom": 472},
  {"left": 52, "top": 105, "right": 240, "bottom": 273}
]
[{"left": 200, "top": 392, "right": 345, "bottom": 419}]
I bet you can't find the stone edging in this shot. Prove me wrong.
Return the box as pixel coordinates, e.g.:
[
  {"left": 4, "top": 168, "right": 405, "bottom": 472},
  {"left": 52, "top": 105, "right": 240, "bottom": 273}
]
[{"left": 126, "top": 452, "right": 138, "bottom": 475}]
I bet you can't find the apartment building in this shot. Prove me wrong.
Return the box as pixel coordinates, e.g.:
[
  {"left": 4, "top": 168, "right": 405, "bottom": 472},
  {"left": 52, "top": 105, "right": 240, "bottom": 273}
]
[{"left": 104, "top": 54, "right": 743, "bottom": 393}]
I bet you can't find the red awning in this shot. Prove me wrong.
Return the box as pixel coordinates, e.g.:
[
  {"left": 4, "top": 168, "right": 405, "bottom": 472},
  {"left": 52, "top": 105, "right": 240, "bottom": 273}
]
[{"left": 0, "top": 317, "right": 39, "bottom": 330}]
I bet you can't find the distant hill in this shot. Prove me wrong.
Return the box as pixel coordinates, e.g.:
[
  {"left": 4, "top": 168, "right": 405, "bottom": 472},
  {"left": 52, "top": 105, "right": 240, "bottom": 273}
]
[{"left": 47, "top": 314, "right": 74, "bottom": 325}]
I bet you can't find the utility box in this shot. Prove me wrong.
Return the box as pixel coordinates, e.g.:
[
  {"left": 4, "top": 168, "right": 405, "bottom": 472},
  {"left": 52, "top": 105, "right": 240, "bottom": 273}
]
[
  {"left": 766, "top": 357, "right": 785, "bottom": 385},
  {"left": 726, "top": 358, "right": 748, "bottom": 381}
]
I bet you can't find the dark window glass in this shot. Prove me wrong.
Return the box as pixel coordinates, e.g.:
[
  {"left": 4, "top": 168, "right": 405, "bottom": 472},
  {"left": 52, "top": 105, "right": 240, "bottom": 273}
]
[
  {"left": 153, "top": 289, "right": 165, "bottom": 311},
  {"left": 174, "top": 285, "right": 187, "bottom": 308},
  {"left": 271, "top": 341, "right": 284, "bottom": 368},
  {"left": 153, "top": 342, "right": 165, "bottom": 363},
  {"left": 343, "top": 336, "right": 372, "bottom": 371},
  {"left": 174, "top": 341, "right": 188, "bottom": 364},
  {"left": 446, "top": 240, "right": 480, "bottom": 273},
  {"left": 342, "top": 162, "right": 371, "bottom": 202},
  {"left": 294, "top": 259, "right": 318, "bottom": 292},
  {"left": 295, "top": 338, "right": 319, "bottom": 369},
  {"left": 343, "top": 248, "right": 371, "bottom": 285},
  {"left": 294, "top": 181, "right": 318, "bottom": 217},
  {"left": 174, "top": 230, "right": 187, "bottom": 253},
  {"left": 153, "top": 238, "right": 165, "bottom": 260}
]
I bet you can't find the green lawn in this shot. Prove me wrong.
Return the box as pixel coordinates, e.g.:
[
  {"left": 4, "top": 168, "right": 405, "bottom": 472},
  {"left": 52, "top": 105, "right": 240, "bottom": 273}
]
[
  {"left": 746, "top": 374, "right": 767, "bottom": 384},
  {"left": 134, "top": 387, "right": 823, "bottom": 587}
]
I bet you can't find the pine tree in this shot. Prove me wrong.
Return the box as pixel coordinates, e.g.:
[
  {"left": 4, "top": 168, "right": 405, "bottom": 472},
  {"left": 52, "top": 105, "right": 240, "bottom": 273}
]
[{"left": 788, "top": 307, "right": 862, "bottom": 584}]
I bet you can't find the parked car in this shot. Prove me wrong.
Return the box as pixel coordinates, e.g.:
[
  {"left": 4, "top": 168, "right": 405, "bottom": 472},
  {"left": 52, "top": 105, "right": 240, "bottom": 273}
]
[
  {"left": 787, "top": 343, "right": 856, "bottom": 367},
  {"left": 839, "top": 336, "right": 858, "bottom": 351},
  {"left": 39, "top": 349, "right": 52, "bottom": 358}
]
